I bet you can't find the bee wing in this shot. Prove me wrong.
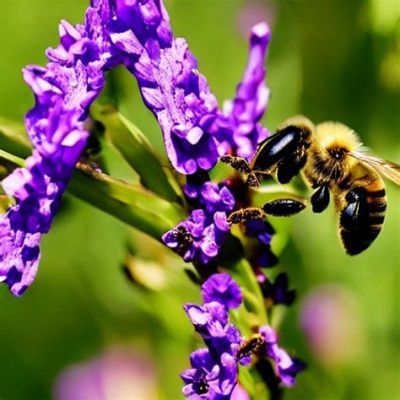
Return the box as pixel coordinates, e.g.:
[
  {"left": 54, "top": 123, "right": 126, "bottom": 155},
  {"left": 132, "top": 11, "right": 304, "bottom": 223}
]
[{"left": 350, "top": 152, "right": 400, "bottom": 186}]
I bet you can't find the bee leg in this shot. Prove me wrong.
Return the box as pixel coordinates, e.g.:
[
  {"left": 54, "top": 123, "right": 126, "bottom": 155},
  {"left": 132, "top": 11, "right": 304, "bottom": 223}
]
[
  {"left": 220, "top": 155, "right": 260, "bottom": 187},
  {"left": 228, "top": 207, "right": 265, "bottom": 224},
  {"left": 340, "top": 187, "right": 375, "bottom": 255},
  {"left": 276, "top": 147, "right": 308, "bottom": 184},
  {"left": 246, "top": 172, "right": 261, "bottom": 187},
  {"left": 311, "top": 184, "right": 330, "bottom": 213},
  {"left": 263, "top": 199, "right": 306, "bottom": 217},
  {"left": 220, "top": 155, "right": 251, "bottom": 174}
]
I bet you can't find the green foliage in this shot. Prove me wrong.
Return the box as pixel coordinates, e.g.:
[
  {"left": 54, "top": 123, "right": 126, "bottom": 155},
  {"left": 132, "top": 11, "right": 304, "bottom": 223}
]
[{"left": 91, "top": 103, "right": 183, "bottom": 203}]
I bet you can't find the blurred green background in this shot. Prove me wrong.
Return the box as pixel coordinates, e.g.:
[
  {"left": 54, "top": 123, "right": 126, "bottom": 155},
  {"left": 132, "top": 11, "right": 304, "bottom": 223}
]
[{"left": 1, "top": 0, "right": 399, "bottom": 399}]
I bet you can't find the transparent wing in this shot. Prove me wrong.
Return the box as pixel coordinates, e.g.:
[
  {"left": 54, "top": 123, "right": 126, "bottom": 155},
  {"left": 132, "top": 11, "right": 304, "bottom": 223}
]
[{"left": 350, "top": 151, "right": 400, "bottom": 185}]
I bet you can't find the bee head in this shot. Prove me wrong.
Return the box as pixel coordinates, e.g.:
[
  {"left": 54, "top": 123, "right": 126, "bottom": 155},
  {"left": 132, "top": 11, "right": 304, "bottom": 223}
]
[{"left": 313, "top": 122, "right": 362, "bottom": 181}]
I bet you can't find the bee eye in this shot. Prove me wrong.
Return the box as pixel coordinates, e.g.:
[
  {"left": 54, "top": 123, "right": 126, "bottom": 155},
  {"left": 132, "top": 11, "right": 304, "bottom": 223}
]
[{"left": 328, "top": 148, "right": 345, "bottom": 160}]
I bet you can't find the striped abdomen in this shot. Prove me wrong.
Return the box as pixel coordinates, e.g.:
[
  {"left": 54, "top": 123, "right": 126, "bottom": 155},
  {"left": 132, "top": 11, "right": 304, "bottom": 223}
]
[{"left": 339, "top": 178, "right": 386, "bottom": 255}]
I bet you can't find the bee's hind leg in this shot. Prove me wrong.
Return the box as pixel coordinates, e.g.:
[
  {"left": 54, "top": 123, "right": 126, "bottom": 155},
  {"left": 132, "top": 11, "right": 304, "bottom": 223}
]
[
  {"left": 228, "top": 198, "right": 306, "bottom": 224},
  {"left": 263, "top": 199, "right": 306, "bottom": 217}
]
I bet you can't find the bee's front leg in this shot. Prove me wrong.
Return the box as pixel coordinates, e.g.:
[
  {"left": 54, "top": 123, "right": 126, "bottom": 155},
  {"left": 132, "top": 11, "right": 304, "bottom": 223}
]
[
  {"left": 220, "top": 155, "right": 260, "bottom": 187},
  {"left": 220, "top": 155, "right": 251, "bottom": 174},
  {"left": 228, "top": 207, "right": 265, "bottom": 224}
]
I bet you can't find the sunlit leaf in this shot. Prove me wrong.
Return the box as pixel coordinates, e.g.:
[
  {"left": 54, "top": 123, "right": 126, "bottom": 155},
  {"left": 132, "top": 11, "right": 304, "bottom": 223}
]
[
  {"left": 0, "top": 117, "right": 31, "bottom": 158},
  {"left": 91, "top": 103, "right": 183, "bottom": 203}
]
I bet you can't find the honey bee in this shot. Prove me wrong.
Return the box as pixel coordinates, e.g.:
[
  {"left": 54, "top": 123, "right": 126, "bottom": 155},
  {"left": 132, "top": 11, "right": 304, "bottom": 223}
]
[{"left": 221, "top": 116, "right": 400, "bottom": 255}]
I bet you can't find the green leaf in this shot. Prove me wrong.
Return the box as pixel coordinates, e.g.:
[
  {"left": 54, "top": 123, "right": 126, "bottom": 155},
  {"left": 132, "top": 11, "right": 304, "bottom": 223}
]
[
  {"left": 238, "top": 367, "right": 256, "bottom": 398},
  {"left": 68, "top": 163, "right": 185, "bottom": 241},
  {"left": 0, "top": 149, "right": 25, "bottom": 168},
  {"left": 0, "top": 195, "right": 12, "bottom": 213},
  {"left": 0, "top": 117, "right": 31, "bottom": 158},
  {"left": 91, "top": 104, "right": 183, "bottom": 203}
]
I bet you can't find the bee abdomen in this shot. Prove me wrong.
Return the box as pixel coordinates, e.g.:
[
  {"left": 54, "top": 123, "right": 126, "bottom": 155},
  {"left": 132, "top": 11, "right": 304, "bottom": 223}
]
[{"left": 339, "top": 187, "right": 386, "bottom": 255}]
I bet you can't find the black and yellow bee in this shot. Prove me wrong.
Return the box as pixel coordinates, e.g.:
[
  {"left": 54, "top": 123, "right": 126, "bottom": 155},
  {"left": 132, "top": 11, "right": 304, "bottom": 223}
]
[{"left": 222, "top": 116, "right": 400, "bottom": 255}]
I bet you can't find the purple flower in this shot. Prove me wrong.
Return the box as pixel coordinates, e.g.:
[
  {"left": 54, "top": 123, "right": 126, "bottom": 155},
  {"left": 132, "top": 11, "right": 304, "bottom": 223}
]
[
  {"left": 0, "top": 0, "right": 116, "bottom": 296},
  {"left": 110, "top": 0, "right": 220, "bottom": 175},
  {"left": 110, "top": 2, "right": 271, "bottom": 173},
  {"left": 181, "top": 348, "right": 237, "bottom": 400},
  {"left": 111, "top": 2, "right": 271, "bottom": 265},
  {"left": 181, "top": 274, "right": 247, "bottom": 399},
  {"left": 162, "top": 182, "right": 235, "bottom": 264},
  {"left": 213, "top": 22, "right": 270, "bottom": 159},
  {"left": 259, "top": 325, "right": 306, "bottom": 387},
  {"left": 261, "top": 272, "right": 296, "bottom": 306},
  {"left": 201, "top": 272, "right": 243, "bottom": 310}
]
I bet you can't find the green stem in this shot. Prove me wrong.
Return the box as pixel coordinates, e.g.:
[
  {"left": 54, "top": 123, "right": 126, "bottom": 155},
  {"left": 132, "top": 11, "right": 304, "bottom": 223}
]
[
  {"left": 69, "top": 163, "right": 185, "bottom": 240},
  {"left": 0, "top": 149, "right": 25, "bottom": 167}
]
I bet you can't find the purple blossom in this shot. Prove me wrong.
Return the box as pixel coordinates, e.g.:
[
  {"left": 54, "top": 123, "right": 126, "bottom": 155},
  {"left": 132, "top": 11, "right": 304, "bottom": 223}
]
[
  {"left": 181, "top": 274, "right": 248, "bottom": 399},
  {"left": 201, "top": 272, "right": 243, "bottom": 310},
  {"left": 162, "top": 182, "right": 235, "bottom": 264},
  {"left": 110, "top": 2, "right": 270, "bottom": 172},
  {"left": 181, "top": 348, "right": 237, "bottom": 400},
  {"left": 110, "top": 0, "right": 219, "bottom": 175},
  {"left": 109, "top": 2, "right": 271, "bottom": 266},
  {"left": 259, "top": 325, "right": 306, "bottom": 387},
  {"left": 261, "top": 272, "right": 296, "bottom": 306},
  {"left": 0, "top": 0, "right": 116, "bottom": 296},
  {"left": 213, "top": 22, "right": 270, "bottom": 159}
]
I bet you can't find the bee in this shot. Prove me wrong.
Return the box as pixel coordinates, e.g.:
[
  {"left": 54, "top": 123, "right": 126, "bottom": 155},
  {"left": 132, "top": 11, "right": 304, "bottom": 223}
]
[
  {"left": 236, "top": 334, "right": 264, "bottom": 361},
  {"left": 221, "top": 116, "right": 400, "bottom": 255}
]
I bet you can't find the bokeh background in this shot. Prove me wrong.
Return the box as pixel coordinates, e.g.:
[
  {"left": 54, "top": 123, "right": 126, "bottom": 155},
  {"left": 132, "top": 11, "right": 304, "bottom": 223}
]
[{"left": 1, "top": 0, "right": 399, "bottom": 399}]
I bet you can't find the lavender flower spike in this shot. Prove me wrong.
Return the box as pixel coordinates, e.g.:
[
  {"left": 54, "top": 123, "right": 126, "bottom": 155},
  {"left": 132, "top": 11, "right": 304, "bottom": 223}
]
[
  {"left": 214, "top": 22, "right": 271, "bottom": 159},
  {"left": 181, "top": 274, "right": 247, "bottom": 399},
  {"left": 111, "top": 0, "right": 220, "bottom": 174},
  {"left": 0, "top": 0, "right": 116, "bottom": 296}
]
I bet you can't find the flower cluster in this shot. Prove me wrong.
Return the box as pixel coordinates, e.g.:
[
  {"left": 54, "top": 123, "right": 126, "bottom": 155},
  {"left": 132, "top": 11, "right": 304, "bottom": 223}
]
[
  {"left": 0, "top": 0, "right": 117, "bottom": 296},
  {"left": 181, "top": 273, "right": 247, "bottom": 399},
  {"left": 0, "top": 0, "right": 273, "bottom": 294},
  {"left": 0, "top": 0, "right": 308, "bottom": 396},
  {"left": 162, "top": 181, "right": 235, "bottom": 264},
  {"left": 157, "top": 24, "right": 271, "bottom": 266},
  {"left": 109, "top": 2, "right": 271, "bottom": 267},
  {"left": 259, "top": 325, "right": 306, "bottom": 387},
  {"left": 213, "top": 22, "right": 270, "bottom": 160},
  {"left": 110, "top": 0, "right": 220, "bottom": 175}
]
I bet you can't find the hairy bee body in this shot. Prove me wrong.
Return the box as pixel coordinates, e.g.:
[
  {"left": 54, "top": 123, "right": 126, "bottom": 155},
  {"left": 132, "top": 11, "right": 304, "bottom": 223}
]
[
  {"left": 301, "top": 121, "right": 388, "bottom": 254},
  {"left": 223, "top": 116, "right": 400, "bottom": 255}
]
